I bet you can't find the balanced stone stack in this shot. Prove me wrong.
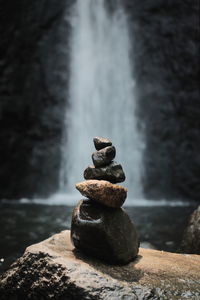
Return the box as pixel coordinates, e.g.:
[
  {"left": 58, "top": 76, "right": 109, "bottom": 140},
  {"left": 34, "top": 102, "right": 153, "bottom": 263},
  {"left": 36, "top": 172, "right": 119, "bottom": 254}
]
[{"left": 71, "top": 137, "right": 139, "bottom": 264}]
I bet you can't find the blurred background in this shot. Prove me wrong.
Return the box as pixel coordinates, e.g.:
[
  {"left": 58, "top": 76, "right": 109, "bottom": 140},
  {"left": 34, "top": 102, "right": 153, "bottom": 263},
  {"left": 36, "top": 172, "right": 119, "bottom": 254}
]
[{"left": 0, "top": 0, "right": 199, "bottom": 273}]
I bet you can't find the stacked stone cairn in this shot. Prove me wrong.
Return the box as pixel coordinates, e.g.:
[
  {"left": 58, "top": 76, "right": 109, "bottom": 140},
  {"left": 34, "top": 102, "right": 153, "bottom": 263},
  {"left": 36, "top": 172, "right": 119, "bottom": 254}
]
[{"left": 71, "top": 137, "right": 139, "bottom": 264}]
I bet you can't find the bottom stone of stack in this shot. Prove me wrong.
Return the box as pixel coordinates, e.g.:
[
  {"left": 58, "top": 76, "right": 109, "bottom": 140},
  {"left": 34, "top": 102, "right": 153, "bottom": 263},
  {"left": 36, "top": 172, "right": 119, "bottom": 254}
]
[{"left": 71, "top": 199, "right": 139, "bottom": 264}]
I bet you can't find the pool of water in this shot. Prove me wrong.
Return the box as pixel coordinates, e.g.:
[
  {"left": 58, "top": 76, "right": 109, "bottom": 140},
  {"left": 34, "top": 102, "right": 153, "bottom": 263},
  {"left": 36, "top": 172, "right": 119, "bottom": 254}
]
[{"left": 0, "top": 201, "right": 196, "bottom": 274}]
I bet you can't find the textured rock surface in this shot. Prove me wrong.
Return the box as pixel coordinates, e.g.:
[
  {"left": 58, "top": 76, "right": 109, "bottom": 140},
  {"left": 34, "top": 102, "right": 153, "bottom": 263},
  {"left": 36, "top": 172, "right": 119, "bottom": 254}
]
[
  {"left": 71, "top": 199, "right": 139, "bottom": 264},
  {"left": 0, "top": 230, "right": 200, "bottom": 300},
  {"left": 76, "top": 180, "right": 127, "bottom": 207},
  {"left": 92, "top": 146, "right": 116, "bottom": 167},
  {"left": 0, "top": 0, "right": 73, "bottom": 199},
  {"left": 93, "top": 137, "right": 112, "bottom": 150},
  {"left": 84, "top": 162, "right": 126, "bottom": 183},
  {"left": 180, "top": 206, "right": 200, "bottom": 254},
  {"left": 124, "top": 0, "right": 199, "bottom": 201}
]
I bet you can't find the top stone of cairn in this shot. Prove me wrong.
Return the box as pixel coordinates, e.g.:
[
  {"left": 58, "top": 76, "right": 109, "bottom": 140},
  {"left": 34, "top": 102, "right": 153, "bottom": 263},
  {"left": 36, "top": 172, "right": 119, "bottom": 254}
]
[{"left": 93, "top": 137, "right": 112, "bottom": 151}]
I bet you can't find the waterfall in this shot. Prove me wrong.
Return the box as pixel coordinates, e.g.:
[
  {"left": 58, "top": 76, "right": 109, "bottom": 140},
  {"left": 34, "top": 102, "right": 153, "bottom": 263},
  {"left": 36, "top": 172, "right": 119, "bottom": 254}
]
[{"left": 60, "top": 0, "right": 144, "bottom": 202}]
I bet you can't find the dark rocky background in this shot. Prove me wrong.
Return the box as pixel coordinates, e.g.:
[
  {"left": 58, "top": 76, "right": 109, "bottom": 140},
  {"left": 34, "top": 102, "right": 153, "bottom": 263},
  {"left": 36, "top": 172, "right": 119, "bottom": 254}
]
[
  {"left": 0, "top": 0, "right": 72, "bottom": 198},
  {"left": 125, "top": 0, "right": 200, "bottom": 201},
  {"left": 0, "top": 0, "right": 199, "bottom": 201}
]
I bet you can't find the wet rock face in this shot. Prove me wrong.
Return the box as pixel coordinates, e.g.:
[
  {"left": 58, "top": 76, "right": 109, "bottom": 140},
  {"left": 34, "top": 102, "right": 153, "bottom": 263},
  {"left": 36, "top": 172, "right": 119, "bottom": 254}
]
[
  {"left": 76, "top": 180, "right": 127, "bottom": 208},
  {"left": 180, "top": 206, "right": 200, "bottom": 254},
  {"left": 123, "top": 0, "right": 199, "bottom": 201},
  {"left": 0, "top": 0, "right": 73, "bottom": 199},
  {"left": 92, "top": 146, "right": 116, "bottom": 167},
  {"left": 84, "top": 161, "right": 126, "bottom": 183},
  {"left": 71, "top": 200, "right": 139, "bottom": 264}
]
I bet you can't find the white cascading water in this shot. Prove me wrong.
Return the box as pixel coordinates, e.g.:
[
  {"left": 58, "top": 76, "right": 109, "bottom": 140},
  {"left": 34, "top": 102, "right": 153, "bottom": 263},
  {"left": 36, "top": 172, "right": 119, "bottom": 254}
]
[{"left": 59, "top": 0, "right": 144, "bottom": 204}]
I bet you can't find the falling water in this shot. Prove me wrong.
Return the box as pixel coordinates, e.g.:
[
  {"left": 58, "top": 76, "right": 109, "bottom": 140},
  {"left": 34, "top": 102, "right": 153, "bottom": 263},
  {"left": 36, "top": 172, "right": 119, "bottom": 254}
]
[{"left": 60, "top": 0, "right": 144, "bottom": 201}]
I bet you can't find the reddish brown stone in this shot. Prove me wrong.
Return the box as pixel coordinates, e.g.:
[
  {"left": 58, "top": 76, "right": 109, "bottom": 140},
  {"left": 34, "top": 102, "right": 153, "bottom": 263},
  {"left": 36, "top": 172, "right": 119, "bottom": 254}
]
[{"left": 76, "top": 180, "right": 127, "bottom": 208}]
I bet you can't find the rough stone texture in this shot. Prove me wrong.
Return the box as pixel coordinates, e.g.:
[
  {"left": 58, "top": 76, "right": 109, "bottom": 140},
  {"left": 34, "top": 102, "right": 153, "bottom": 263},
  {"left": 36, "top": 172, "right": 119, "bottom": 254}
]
[
  {"left": 93, "top": 137, "right": 112, "bottom": 150},
  {"left": 180, "top": 206, "right": 200, "bottom": 254},
  {"left": 0, "top": 230, "right": 200, "bottom": 300},
  {"left": 84, "top": 162, "right": 126, "bottom": 183},
  {"left": 123, "top": 0, "right": 199, "bottom": 201},
  {"left": 71, "top": 199, "right": 139, "bottom": 264},
  {"left": 92, "top": 146, "right": 116, "bottom": 168},
  {"left": 76, "top": 180, "right": 127, "bottom": 208},
  {"left": 0, "top": 0, "right": 73, "bottom": 199}
]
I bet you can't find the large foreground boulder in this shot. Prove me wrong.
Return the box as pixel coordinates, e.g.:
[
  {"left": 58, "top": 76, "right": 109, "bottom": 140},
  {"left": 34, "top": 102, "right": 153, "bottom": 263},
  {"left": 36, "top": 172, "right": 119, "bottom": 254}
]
[{"left": 0, "top": 230, "right": 200, "bottom": 300}]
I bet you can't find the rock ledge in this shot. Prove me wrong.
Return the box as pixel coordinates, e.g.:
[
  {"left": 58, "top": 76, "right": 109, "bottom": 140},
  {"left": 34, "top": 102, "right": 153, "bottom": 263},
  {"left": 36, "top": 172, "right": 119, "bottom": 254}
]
[{"left": 0, "top": 230, "right": 200, "bottom": 299}]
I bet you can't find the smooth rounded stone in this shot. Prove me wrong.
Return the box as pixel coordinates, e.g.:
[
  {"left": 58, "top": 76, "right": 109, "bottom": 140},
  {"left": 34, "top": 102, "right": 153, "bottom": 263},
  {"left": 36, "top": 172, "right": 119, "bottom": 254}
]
[
  {"left": 76, "top": 180, "right": 127, "bottom": 208},
  {"left": 84, "top": 161, "right": 125, "bottom": 183},
  {"left": 92, "top": 146, "right": 116, "bottom": 167},
  {"left": 71, "top": 199, "right": 139, "bottom": 264},
  {"left": 93, "top": 137, "right": 112, "bottom": 150}
]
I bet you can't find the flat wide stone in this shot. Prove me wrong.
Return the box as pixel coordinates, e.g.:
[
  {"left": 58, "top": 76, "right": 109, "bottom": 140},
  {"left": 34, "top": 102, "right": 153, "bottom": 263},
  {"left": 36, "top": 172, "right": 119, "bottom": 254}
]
[
  {"left": 0, "top": 230, "right": 199, "bottom": 300},
  {"left": 92, "top": 146, "right": 116, "bottom": 167},
  {"left": 84, "top": 161, "right": 126, "bottom": 183},
  {"left": 76, "top": 180, "right": 127, "bottom": 207},
  {"left": 71, "top": 199, "right": 139, "bottom": 264}
]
